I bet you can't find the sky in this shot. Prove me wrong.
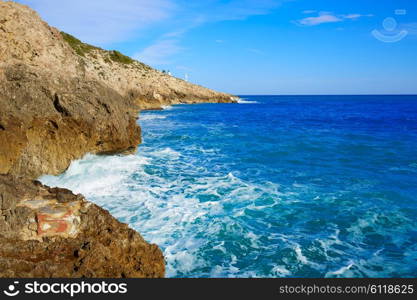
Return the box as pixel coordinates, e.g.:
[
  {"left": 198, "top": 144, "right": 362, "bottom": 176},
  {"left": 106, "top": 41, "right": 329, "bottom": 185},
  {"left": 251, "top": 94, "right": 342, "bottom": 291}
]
[{"left": 16, "top": 0, "right": 417, "bottom": 95}]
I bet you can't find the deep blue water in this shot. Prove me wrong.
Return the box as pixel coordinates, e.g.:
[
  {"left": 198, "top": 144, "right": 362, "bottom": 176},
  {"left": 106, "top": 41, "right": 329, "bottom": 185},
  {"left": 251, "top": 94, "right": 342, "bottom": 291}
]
[{"left": 41, "top": 95, "right": 417, "bottom": 277}]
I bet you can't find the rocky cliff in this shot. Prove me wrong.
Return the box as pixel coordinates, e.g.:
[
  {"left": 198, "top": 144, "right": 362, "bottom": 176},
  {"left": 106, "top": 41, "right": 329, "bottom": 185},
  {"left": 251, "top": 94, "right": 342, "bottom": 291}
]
[{"left": 0, "top": 1, "right": 235, "bottom": 278}]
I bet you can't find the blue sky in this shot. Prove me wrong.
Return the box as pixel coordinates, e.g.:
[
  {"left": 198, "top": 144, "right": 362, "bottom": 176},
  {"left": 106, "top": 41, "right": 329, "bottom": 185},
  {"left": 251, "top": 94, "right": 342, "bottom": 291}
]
[{"left": 17, "top": 0, "right": 417, "bottom": 95}]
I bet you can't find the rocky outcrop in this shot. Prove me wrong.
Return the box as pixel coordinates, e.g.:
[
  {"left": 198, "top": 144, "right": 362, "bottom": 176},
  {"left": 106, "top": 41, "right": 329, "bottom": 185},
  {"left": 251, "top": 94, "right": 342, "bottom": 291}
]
[
  {"left": 75, "top": 39, "right": 235, "bottom": 110},
  {"left": 0, "top": 1, "right": 235, "bottom": 278},
  {"left": 0, "top": 1, "right": 234, "bottom": 179},
  {"left": 0, "top": 62, "right": 141, "bottom": 179},
  {"left": 0, "top": 175, "right": 164, "bottom": 277},
  {"left": 0, "top": 1, "right": 143, "bottom": 179}
]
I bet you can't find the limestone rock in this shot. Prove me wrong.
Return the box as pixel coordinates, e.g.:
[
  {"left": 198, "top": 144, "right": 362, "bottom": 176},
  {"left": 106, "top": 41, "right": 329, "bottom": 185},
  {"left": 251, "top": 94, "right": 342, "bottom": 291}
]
[
  {"left": 0, "top": 175, "right": 165, "bottom": 278},
  {"left": 0, "top": 0, "right": 235, "bottom": 178}
]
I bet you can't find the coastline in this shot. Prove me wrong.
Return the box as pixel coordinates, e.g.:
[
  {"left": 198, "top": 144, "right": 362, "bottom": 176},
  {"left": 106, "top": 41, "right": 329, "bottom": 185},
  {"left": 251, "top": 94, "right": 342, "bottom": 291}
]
[
  {"left": 41, "top": 95, "right": 417, "bottom": 278},
  {"left": 0, "top": 1, "right": 236, "bottom": 278}
]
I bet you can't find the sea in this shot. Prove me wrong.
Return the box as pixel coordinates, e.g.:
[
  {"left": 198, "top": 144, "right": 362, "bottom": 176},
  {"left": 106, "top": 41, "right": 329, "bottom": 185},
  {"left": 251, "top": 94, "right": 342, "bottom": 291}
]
[{"left": 40, "top": 95, "right": 417, "bottom": 278}]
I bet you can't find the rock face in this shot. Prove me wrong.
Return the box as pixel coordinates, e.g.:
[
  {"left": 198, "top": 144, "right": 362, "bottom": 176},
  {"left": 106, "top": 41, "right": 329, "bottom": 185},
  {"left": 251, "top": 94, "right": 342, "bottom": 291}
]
[
  {"left": 0, "top": 1, "right": 235, "bottom": 179},
  {"left": 0, "top": 175, "right": 164, "bottom": 277},
  {"left": 0, "top": 62, "right": 141, "bottom": 179},
  {"left": 0, "top": 1, "right": 235, "bottom": 278}
]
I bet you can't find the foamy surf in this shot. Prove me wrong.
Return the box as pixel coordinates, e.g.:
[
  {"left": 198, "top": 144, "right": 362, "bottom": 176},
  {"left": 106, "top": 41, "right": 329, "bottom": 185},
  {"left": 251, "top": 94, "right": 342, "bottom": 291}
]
[
  {"left": 40, "top": 95, "right": 417, "bottom": 278},
  {"left": 140, "top": 115, "right": 167, "bottom": 121},
  {"left": 237, "top": 99, "right": 259, "bottom": 104},
  {"left": 40, "top": 149, "right": 285, "bottom": 277}
]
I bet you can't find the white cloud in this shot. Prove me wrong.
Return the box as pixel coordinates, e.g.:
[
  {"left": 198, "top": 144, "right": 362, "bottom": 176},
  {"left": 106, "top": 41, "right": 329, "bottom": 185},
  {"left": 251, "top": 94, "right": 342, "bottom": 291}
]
[
  {"left": 18, "top": 0, "right": 174, "bottom": 45},
  {"left": 343, "top": 13, "right": 374, "bottom": 20},
  {"left": 133, "top": 39, "right": 183, "bottom": 66},
  {"left": 296, "top": 11, "right": 373, "bottom": 27},
  {"left": 298, "top": 13, "right": 342, "bottom": 26}
]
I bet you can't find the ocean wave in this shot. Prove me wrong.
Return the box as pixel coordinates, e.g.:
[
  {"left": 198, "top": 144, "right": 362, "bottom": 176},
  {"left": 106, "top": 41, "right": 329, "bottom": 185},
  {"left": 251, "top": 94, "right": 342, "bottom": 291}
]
[
  {"left": 140, "top": 115, "right": 167, "bottom": 121},
  {"left": 40, "top": 95, "right": 417, "bottom": 278},
  {"left": 41, "top": 148, "right": 417, "bottom": 277},
  {"left": 237, "top": 99, "right": 259, "bottom": 104},
  {"left": 40, "top": 151, "right": 285, "bottom": 277},
  {"left": 41, "top": 148, "right": 417, "bottom": 278}
]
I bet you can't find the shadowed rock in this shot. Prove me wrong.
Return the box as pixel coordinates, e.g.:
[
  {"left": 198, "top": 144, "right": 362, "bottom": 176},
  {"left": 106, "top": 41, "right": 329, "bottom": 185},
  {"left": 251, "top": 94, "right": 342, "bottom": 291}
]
[{"left": 0, "top": 175, "right": 165, "bottom": 278}]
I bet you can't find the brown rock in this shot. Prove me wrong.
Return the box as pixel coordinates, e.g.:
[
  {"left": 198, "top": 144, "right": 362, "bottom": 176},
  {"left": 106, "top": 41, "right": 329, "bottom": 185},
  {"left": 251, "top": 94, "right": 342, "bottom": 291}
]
[
  {"left": 0, "top": 175, "right": 165, "bottom": 278},
  {"left": 0, "top": 0, "right": 235, "bottom": 179}
]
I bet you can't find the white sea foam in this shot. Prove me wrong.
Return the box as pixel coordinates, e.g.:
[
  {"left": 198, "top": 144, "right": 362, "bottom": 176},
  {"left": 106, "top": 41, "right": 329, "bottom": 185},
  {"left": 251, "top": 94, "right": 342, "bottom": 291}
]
[
  {"left": 271, "top": 265, "right": 291, "bottom": 277},
  {"left": 40, "top": 148, "right": 282, "bottom": 277},
  {"left": 325, "top": 262, "right": 355, "bottom": 278},
  {"left": 237, "top": 99, "right": 259, "bottom": 104},
  {"left": 39, "top": 97, "right": 417, "bottom": 278},
  {"left": 293, "top": 244, "right": 308, "bottom": 265},
  {"left": 139, "top": 115, "right": 167, "bottom": 121},
  {"left": 39, "top": 119, "right": 414, "bottom": 278},
  {"left": 39, "top": 144, "right": 412, "bottom": 278},
  {"left": 162, "top": 105, "right": 174, "bottom": 110}
]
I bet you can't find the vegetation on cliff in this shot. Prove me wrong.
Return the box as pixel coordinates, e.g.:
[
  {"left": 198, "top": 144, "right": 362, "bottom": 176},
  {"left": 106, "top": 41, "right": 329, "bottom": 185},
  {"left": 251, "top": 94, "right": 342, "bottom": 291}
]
[
  {"left": 61, "top": 31, "right": 99, "bottom": 57},
  {"left": 62, "top": 31, "right": 136, "bottom": 65},
  {"left": 109, "top": 50, "right": 135, "bottom": 65}
]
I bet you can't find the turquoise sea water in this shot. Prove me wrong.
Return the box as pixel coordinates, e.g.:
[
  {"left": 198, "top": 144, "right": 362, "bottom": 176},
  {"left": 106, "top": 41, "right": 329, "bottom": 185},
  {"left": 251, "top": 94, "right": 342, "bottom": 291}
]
[{"left": 41, "top": 95, "right": 417, "bottom": 278}]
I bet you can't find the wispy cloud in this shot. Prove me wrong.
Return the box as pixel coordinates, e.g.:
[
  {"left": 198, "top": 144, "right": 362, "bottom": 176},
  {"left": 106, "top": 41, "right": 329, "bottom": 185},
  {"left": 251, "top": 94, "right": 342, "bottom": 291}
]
[
  {"left": 18, "top": 0, "right": 174, "bottom": 45},
  {"left": 18, "top": 0, "right": 285, "bottom": 66},
  {"left": 133, "top": 39, "right": 183, "bottom": 66},
  {"left": 295, "top": 11, "right": 373, "bottom": 27},
  {"left": 343, "top": 13, "right": 374, "bottom": 20},
  {"left": 298, "top": 13, "right": 342, "bottom": 26},
  {"left": 134, "top": 0, "right": 284, "bottom": 66}
]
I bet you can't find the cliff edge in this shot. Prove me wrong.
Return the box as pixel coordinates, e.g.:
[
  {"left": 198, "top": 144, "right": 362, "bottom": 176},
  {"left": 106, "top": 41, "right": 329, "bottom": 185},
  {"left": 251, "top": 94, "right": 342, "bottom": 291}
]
[{"left": 0, "top": 1, "right": 234, "bottom": 278}]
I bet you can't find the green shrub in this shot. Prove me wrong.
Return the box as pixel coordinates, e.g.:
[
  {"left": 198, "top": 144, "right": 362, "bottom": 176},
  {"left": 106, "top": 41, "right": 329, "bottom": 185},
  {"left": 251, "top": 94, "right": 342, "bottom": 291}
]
[
  {"left": 109, "top": 50, "right": 135, "bottom": 64},
  {"left": 61, "top": 32, "right": 99, "bottom": 57},
  {"left": 61, "top": 32, "right": 151, "bottom": 69}
]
